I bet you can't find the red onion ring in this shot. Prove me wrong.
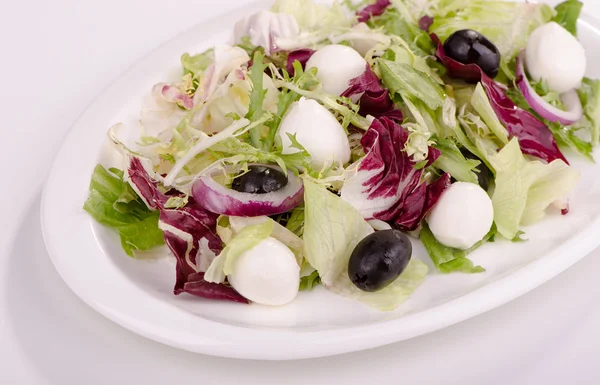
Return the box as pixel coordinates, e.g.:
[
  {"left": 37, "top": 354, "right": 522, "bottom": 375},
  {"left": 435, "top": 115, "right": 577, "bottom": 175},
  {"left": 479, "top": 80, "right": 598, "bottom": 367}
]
[
  {"left": 516, "top": 50, "right": 583, "bottom": 125},
  {"left": 192, "top": 166, "right": 304, "bottom": 217}
]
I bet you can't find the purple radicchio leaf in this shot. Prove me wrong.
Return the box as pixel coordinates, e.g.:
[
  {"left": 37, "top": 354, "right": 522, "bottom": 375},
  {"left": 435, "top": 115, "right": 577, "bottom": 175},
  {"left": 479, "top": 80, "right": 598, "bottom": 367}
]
[
  {"left": 419, "top": 16, "right": 434, "bottom": 32},
  {"left": 127, "top": 158, "right": 247, "bottom": 303},
  {"left": 340, "top": 117, "right": 448, "bottom": 231},
  {"left": 341, "top": 64, "right": 403, "bottom": 121},
  {"left": 183, "top": 273, "right": 249, "bottom": 304},
  {"left": 285, "top": 49, "right": 315, "bottom": 77},
  {"left": 357, "top": 0, "right": 391, "bottom": 23},
  {"left": 431, "top": 34, "right": 568, "bottom": 164}
]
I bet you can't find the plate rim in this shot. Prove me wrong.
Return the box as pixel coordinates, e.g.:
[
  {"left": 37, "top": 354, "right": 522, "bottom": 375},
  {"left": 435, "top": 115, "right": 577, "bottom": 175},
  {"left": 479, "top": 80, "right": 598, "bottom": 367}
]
[{"left": 40, "top": 3, "right": 600, "bottom": 360}]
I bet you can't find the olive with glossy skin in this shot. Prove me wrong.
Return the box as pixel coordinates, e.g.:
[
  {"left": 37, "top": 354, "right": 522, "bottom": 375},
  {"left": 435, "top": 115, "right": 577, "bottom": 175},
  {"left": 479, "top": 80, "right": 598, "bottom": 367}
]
[
  {"left": 348, "top": 230, "right": 412, "bottom": 292},
  {"left": 231, "top": 165, "right": 288, "bottom": 194},
  {"left": 444, "top": 29, "right": 501, "bottom": 79}
]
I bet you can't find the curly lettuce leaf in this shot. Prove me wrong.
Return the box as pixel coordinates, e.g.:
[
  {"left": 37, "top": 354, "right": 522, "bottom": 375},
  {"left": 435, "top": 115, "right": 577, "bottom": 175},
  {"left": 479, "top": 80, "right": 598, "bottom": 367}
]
[
  {"left": 299, "top": 271, "right": 321, "bottom": 291},
  {"left": 181, "top": 49, "right": 214, "bottom": 78},
  {"left": 271, "top": 0, "right": 353, "bottom": 32},
  {"left": 371, "top": 4, "right": 434, "bottom": 55},
  {"left": 578, "top": 77, "right": 600, "bottom": 146},
  {"left": 489, "top": 139, "right": 580, "bottom": 239},
  {"left": 431, "top": 137, "right": 480, "bottom": 184},
  {"left": 430, "top": 0, "right": 554, "bottom": 60},
  {"left": 553, "top": 0, "right": 583, "bottom": 36},
  {"left": 303, "top": 177, "right": 428, "bottom": 311},
  {"left": 420, "top": 222, "right": 488, "bottom": 274},
  {"left": 83, "top": 165, "right": 165, "bottom": 257}
]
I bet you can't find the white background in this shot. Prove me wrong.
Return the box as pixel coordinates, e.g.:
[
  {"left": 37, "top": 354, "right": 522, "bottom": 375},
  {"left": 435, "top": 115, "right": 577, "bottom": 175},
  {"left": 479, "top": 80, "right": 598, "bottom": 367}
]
[{"left": 1, "top": 0, "right": 599, "bottom": 384}]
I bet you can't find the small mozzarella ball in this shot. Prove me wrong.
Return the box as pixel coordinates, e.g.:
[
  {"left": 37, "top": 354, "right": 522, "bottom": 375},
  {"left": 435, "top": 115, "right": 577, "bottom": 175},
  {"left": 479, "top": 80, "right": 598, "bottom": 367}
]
[
  {"left": 526, "top": 22, "right": 587, "bottom": 93},
  {"left": 278, "top": 97, "right": 351, "bottom": 169},
  {"left": 427, "top": 182, "right": 494, "bottom": 250},
  {"left": 306, "top": 44, "right": 367, "bottom": 95},
  {"left": 228, "top": 237, "right": 300, "bottom": 306}
]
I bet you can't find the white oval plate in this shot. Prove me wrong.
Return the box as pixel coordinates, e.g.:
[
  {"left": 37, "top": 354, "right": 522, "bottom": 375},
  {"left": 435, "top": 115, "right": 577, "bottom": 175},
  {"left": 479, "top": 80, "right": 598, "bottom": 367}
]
[{"left": 41, "top": 1, "right": 600, "bottom": 360}]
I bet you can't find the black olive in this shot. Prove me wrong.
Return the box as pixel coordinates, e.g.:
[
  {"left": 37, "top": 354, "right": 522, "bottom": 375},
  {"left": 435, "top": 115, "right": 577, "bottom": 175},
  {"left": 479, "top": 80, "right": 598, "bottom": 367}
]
[
  {"left": 348, "top": 230, "right": 412, "bottom": 292},
  {"left": 443, "top": 29, "right": 501, "bottom": 79},
  {"left": 231, "top": 165, "right": 288, "bottom": 194},
  {"left": 460, "top": 150, "right": 492, "bottom": 191}
]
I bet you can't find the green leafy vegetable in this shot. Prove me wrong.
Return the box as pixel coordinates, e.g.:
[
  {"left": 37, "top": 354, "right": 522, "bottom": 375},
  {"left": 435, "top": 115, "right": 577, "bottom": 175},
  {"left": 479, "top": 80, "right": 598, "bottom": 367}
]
[
  {"left": 578, "top": 77, "right": 600, "bottom": 146},
  {"left": 181, "top": 50, "right": 213, "bottom": 78},
  {"left": 548, "top": 122, "right": 594, "bottom": 162},
  {"left": 470, "top": 83, "right": 509, "bottom": 145},
  {"left": 378, "top": 59, "right": 445, "bottom": 111},
  {"left": 553, "top": 0, "right": 583, "bottom": 36},
  {"left": 83, "top": 165, "right": 164, "bottom": 256},
  {"left": 299, "top": 271, "right": 321, "bottom": 291},
  {"left": 246, "top": 51, "right": 268, "bottom": 148},
  {"left": 274, "top": 65, "right": 368, "bottom": 130},
  {"left": 264, "top": 61, "right": 305, "bottom": 150},
  {"left": 432, "top": 136, "right": 481, "bottom": 184},
  {"left": 271, "top": 0, "right": 353, "bottom": 31},
  {"left": 489, "top": 138, "right": 580, "bottom": 239},
  {"left": 302, "top": 178, "right": 428, "bottom": 310},
  {"left": 285, "top": 206, "right": 305, "bottom": 237},
  {"left": 371, "top": 8, "right": 433, "bottom": 55},
  {"left": 430, "top": 0, "right": 555, "bottom": 60},
  {"left": 420, "top": 222, "right": 490, "bottom": 274}
]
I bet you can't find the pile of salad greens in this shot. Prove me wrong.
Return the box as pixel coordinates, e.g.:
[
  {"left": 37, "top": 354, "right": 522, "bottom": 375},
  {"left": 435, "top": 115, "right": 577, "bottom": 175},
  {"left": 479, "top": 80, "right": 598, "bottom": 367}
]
[{"left": 84, "top": 0, "right": 599, "bottom": 310}]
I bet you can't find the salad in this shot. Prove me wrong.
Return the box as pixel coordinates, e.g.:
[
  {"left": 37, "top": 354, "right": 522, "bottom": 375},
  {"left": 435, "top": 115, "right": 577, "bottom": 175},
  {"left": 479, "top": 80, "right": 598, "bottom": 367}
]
[{"left": 83, "top": 0, "right": 599, "bottom": 310}]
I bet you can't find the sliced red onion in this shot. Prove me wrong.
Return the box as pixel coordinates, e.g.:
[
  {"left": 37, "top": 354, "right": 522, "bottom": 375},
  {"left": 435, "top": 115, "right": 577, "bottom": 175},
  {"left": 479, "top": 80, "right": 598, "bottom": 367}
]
[
  {"left": 516, "top": 51, "right": 583, "bottom": 125},
  {"left": 192, "top": 167, "right": 304, "bottom": 217}
]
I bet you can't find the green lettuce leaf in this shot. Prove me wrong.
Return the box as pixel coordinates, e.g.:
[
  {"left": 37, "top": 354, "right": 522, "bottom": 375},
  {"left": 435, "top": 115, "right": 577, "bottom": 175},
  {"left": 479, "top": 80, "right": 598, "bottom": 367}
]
[
  {"left": 271, "top": 0, "right": 353, "bottom": 32},
  {"left": 181, "top": 49, "right": 213, "bottom": 78},
  {"left": 430, "top": 0, "right": 555, "bottom": 60},
  {"left": 378, "top": 59, "right": 445, "bottom": 111},
  {"left": 553, "top": 0, "right": 583, "bottom": 36},
  {"left": 83, "top": 165, "right": 164, "bottom": 256},
  {"left": 285, "top": 206, "right": 305, "bottom": 237},
  {"left": 371, "top": 6, "right": 434, "bottom": 55},
  {"left": 578, "top": 77, "right": 600, "bottom": 146},
  {"left": 420, "top": 222, "right": 490, "bottom": 274},
  {"left": 303, "top": 178, "right": 428, "bottom": 311},
  {"left": 204, "top": 220, "right": 274, "bottom": 283},
  {"left": 431, "top": 137, "right": 480, "bottom": 184},
  {"left": 489, "top": 138, "right": 580, "bottom": 239},
  {"left": 470, "top": 83, "right": 509, "bottom": 145},
  {"left": 246, "top": 51, "right": 268, "bottom": 148},
  {"left": 299, "top": 271, "right": 321, "bottom": 291}
]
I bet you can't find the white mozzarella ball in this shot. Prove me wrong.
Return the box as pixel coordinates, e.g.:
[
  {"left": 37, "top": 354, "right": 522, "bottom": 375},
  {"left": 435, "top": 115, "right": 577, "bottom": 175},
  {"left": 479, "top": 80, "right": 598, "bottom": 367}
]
[
  {"left": 427, "top": 182, "right": 494, "bottom": 250},
  {"left": 525, "top": 22, "right": 587, "bottom": 93},
  {"left": 306, "top": 44, "right": 367, "bottom": 95},
  {"left": 278, "top": 97, "right": 351, "bottom": 169},
  {"left": 228, "top": 237, "right": 300, "bottom": 306}
]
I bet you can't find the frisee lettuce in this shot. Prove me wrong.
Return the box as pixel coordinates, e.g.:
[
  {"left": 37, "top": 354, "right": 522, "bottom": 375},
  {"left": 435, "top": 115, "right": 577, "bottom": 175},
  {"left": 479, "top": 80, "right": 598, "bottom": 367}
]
[
  {"left": 246, "top": 51, "right": 268, "bottom": 148},
  {"left": 431, "top": 136, "right": 480, "bottom": 184},
  {"left": 421, "top": 221, "right": 489, "bottom": 274},
  {"left": 430, "top": 0, "right": 555, "bottom": 60},
  {"left": 181, "top": 49, "right": 214, "bottom": 78}
]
